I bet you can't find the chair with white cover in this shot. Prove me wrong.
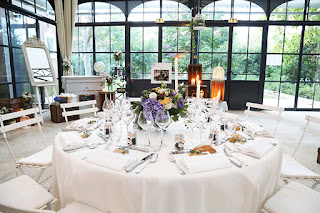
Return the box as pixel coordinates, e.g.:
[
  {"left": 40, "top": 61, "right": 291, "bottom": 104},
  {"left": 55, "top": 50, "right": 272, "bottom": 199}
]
[
  {"left": 0, "top": 108, "right": 52, "bottom": 182},
  {"left": 261, "top": 181, "right": 320, "bottom": 213},
  {"left": 281, "top": 115, "right": 320, "bottom": 189},
  {"left": 60, "top": 100, "right": 98, "bottom": 125},
  {"left": 244, "top": 102, "right": 284, "bottom": 135},
  {"left": 0, "top": 175, "right": 106, "bottom": 213}
]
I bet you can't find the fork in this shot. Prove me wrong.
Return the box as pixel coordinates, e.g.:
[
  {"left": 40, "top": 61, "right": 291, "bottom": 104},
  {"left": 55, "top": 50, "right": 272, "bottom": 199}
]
[{"left": 223, "top": 146, "right": 248, "bottom": 166}]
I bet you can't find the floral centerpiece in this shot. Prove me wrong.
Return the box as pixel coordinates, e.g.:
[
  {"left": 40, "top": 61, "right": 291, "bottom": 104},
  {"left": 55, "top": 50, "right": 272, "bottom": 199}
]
[
  {"left": 132, "top": 83, "right": 188, "bottom": 128},
  {"left": 21, "top": 92, "right": 33, "bottom": 109}
]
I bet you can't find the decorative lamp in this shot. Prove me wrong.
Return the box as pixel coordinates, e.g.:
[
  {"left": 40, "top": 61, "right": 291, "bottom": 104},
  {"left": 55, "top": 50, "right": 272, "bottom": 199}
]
[
  {"left": 193, "top": 13, "right": 205, "bottom": 30},
  {"left": 210, "top": 65, "right": 225, "bottom": 101},
  {"left": 156, "top": 18, "right": 164, "bottom": 23},
  {"left": 94, "top": 61, "right": 105, "bottom": 75}
]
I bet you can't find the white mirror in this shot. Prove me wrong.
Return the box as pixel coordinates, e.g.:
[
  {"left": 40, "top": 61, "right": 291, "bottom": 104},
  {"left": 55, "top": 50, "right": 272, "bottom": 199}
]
[{"left": 22, "top": 36, "right": 58, "bottom": 87}]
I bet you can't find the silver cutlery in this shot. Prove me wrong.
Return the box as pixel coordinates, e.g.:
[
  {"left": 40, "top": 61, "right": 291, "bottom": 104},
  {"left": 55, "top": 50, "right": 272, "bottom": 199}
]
[
  {"left": 170, "top": 150, "right": 190, "bottom": 155},
  {"left": 97, "top": 132, "right": 109, "bottom": 142},
  {"left": 224, "top": 145, "right": 248, "bottom": 166},
  {"left": 125, "top": 153, "right": 155, "bottom": 172},
  {"left": 135, "top": 153, "right": 158, "bottom": 174},
  {"left": 117, "top": 145, "right": 150, "bottom": 153},
  {"left": 214, "top": 137, "right": 229, "bottom": 146},
  {"left": 168, "top": 154, "right": 186, "bottom": 175},
  {"left": 223, "top": 148, "right": 244, "bottom": 167}
]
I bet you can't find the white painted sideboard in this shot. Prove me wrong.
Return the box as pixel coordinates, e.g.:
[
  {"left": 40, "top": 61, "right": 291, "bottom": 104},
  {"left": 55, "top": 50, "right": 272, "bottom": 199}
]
[{"left": 62, "top": 76, "right": 105, "bottom": 101}]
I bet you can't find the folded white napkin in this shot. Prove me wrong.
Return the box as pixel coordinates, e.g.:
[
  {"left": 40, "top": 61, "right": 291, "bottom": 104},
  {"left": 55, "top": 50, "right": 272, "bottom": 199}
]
[
  {"left": 67, "top": 118, "right": 97, "bottom": 130},
  {"left": 85, "top": 150, "right": 137, "bottom": 172},
  {"left": 239, "top": 121, "right": 273, "bottom": 137},
  {"left": 59, "top": 132, "right": 84, "bottom": 149},
  {"left": 235, "top": 138, "right": 273, "bottom": 159},
  {"left": 180, "top": 153, "right": 232, "bottom": 174}
]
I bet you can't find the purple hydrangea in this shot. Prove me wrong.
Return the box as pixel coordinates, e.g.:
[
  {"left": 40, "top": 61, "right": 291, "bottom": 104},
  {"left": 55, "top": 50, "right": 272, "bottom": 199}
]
[
  {"left": 177, "top": 99, "right": 184, "bottom": 108},
  {"left": 141, "top": 98, "right": 165, "bottom": 120},
  {"left": 170, "top": 91, "right": 177, "bottom": 97}
]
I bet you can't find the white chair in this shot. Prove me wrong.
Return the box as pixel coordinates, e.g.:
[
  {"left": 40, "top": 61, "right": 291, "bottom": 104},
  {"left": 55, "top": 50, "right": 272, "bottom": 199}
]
[
  {"left": 261, "top": 181, "right": 320, "bottom": 213},
  {"left": 0, "top": 108, "right": 52, "bottom": 182},
  {"left": 281, "top": 115, "right": 320, "bottom": 189},
  {"left": 0, "top": 176, "right": 106, "bottom": 213},
  {"left": 244, "top": 102, "right": 284, "bottom": 135},
  {"left": 0, "top": 175, "right": 56, "bottom": 211},
  {"left": 60, "top": 100, "right": 98, "bottom": 125}
]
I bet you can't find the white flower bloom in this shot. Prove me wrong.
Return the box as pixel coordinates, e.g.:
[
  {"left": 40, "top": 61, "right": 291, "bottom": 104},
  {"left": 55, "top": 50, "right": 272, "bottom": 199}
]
[
  {"left": 158, "top": 89, "right": 166, "bottom": 94},
  {"left": 165, "top": 91, "right": 169, "bottom": 96},
  {"left": 149, "top": 92, "right": 157, "bottom": 99},
  {"left": 165, "top": 102, "right": 173, "bottom": 110}
]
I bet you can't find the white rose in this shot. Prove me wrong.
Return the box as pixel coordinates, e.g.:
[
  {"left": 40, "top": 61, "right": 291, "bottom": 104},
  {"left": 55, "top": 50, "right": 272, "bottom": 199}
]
[
  {"left": 165, "top": 102, "right": 173, "bottom": 110},
  {"left": 165, "top": 91, "right": 169, "bottom": 96},
  {"left": 149, "top": 92, "right": 157, "bottom": 99}
]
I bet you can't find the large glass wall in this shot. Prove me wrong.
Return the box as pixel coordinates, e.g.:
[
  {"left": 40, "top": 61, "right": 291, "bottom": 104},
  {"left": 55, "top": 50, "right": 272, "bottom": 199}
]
[
  {"left": 263, "top": 0, "right": 320, "bottom": 109},
  {"left": 0, "top": 1, "right": 57, "bottom": 100},
  {"left": 71, "top": 0, "right": 319, "bottom": 110}
]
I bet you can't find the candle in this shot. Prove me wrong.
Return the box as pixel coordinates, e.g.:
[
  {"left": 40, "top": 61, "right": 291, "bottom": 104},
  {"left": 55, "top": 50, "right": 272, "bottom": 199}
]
[
  {"left": 196, "top": 75, "right": 200, "bottom": 101},
  {"left": 191, "top": 78, "right": 195, "bottom": 85},
  {"left": 175, "top": 57, "right": 178, "bottom": 91}
]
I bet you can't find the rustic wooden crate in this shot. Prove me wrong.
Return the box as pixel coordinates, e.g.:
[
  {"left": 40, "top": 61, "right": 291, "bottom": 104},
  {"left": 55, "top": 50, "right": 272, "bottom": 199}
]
[
  {"left": 0, "top": 98, "right": 23, "bottom": 110},
  {"left": 50, "top": 103, "right": 80, "bottom": 123}
]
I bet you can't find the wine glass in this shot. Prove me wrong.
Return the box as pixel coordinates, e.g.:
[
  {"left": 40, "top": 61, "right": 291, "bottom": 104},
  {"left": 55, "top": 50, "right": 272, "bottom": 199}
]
[
  {"left": 184, "top": 112, "right": 198, "bottom": 149},
  {"left": 138, "top": 111, "right": 154, "bottom": 148},
  {"left": 103, "top": 98, "right": 114, "bottom": 111},
  {"left": 102, "top": 98, "right": 114, "bottom": 120},
  {"left": 155, "top": 110, "right": 171, "bottom": 148},
  {"left": 123, "top": 109, "right": 135, "bottom": 134}
]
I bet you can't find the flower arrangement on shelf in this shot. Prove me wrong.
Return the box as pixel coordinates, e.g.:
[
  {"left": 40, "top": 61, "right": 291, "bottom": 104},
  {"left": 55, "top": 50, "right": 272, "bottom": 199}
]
[
  {"left": 132, "top": 83, "right": 188, "bottom": 127},
  {"left": 21, "top": 92, "right": 33, "bottom": 109},
  {"left": 0, "top": 106, "right": 14, "bottom": 125},
  {"left": 105, "top": 76, "right": 114, "bottom": 86},
  {"left": 62, "top": 58, "right": 72, "bottom": 76},
  {"left": 113, "top": 51, "right": 123, "bottom": 66}
]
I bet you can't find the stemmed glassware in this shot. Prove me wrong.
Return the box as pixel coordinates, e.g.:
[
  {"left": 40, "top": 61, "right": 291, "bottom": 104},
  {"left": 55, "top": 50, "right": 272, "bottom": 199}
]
[
  {"left": 122, "top": 109, "right": 135, "bottom": 133},
  {"left": 184, "top": 112, "right": 199, "bottom": 148},
  {"left": 102, "top": 98, "right": 114, "bottom": 120},
  {"left": 155, "top": 110, "right": 171, "bottom": 148},
  {"left": 138, "top": 111, "right": 157, "bottom": 150}
]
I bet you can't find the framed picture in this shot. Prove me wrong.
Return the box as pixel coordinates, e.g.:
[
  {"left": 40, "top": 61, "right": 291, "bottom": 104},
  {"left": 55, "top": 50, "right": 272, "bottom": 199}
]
[
  {"left": 151, "top": 63, "right": 172, "bottom": 84},
  {"left": 59, "top": 96, "right": 69, "bottom": 103}
]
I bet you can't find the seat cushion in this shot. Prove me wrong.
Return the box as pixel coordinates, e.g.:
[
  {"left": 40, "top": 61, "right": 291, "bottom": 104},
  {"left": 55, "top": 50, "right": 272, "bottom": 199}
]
[
  {"left": 17, "top": 145, "right": 53, "bottom": 166},
  {"left": 264, "top": 182, "right": 320, "bottom": 213},
  {"left": 0, "top": 175, "right": 55, "bottom": 209},
  {"left": 57, "top": 201, "right": 105, "bottom": 213},
  {"left": 281, "top": 154, "right": 320, "bottom": 179}
]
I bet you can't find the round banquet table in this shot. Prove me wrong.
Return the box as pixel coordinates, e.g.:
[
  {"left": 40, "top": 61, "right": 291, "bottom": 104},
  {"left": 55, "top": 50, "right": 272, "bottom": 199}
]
[{"left": 51, "top": 119, "right": 282, "bottom": 213}]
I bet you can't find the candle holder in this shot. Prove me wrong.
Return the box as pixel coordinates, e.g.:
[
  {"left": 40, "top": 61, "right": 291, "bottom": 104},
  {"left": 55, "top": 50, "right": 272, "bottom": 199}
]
[
  {"left": 210, "top": 65, "right": 225, "bottom": 101},
  {"left": 188, "top": 64, "right": 202, "bottom": 85}
]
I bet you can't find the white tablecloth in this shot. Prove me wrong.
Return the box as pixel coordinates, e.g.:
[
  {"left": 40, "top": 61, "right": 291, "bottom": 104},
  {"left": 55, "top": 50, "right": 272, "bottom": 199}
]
[{"left": 52, "top": 120, "right": 282, "bottom": 213}]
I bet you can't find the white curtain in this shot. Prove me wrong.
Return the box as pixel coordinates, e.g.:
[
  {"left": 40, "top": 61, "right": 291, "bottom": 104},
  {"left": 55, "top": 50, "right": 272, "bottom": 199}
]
[{"left": 55, "top": 0, "right": 78, "bottom": 76}]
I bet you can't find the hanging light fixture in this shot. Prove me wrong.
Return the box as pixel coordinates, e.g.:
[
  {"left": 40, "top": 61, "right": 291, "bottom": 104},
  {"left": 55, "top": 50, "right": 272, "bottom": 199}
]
[
  {"left": 228, "top": 0, "right": 238, "bottom": 23},
  {"left": 192, "top": 0, "right": 205, "bottom": 30},
  {"left": 193, "top": 13, "right": 206, "bottom": 30}
]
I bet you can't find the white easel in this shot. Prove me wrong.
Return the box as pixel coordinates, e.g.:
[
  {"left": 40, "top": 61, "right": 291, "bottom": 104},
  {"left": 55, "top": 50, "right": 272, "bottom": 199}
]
[
  {"left": 34, "top": 85, "right": 57, "bottom": 122},
  {"left": 22, "top": 36, "right": 59, "bottom": 123}
]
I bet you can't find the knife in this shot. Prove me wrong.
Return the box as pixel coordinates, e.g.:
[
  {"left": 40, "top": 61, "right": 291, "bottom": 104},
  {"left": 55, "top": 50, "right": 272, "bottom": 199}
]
[
  {"left": 170, "top": 150, "right": 190, "bottom": 155},
  {"left": 214, "top": 138, "right": 229, "bottom": 146},
  {"left": 125, "top": 153, "right": 155, "bottom": 172}
]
